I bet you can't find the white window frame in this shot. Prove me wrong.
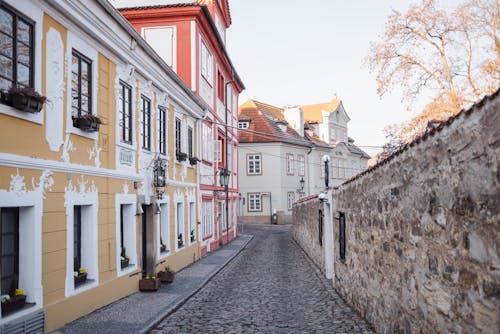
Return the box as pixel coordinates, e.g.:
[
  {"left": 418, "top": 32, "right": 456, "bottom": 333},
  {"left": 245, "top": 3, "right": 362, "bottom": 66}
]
[
  {"left": 188, "top": 202, "right": 196, "bottom": 244},
  {"left": 65, "top": 190, "right": 99, "bottom": 297},
  {"left": 287, "top": 192, "right": 295, "bottom": 210},
  {"left": 200, "top": 41, "right": 213, "bottom": 84},
  {"left": 248, "top": 193, "right": 262, "bottom": 212},
  {"left": 175, "top": 199, "right": 184, "bottom": 251},
  {"left": 202, "top": 200, "right": 213, "bottom": 239},
  {"left": 298, "top": 155, "right": 305, "bottom": 176},
  {"left": 286, "top": 154, "right": 294, "bottom": 175},
  {"left": 238, "top": 121, "right": 249, "bottom": 129},
  {"left": 115, "top": 194, "right": 137, "bottom": 276},
  {"left": 157, "top": 198, "right": 170, "bottom": 260},
  {"left": 247, "top": 154, "right": 261, "bottom": 175},
  {"left": 202, "top": 123, "right": 213, "bottom": 162}
]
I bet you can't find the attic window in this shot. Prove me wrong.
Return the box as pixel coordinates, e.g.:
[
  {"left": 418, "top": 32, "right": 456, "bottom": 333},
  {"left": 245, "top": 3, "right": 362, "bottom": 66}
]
[
  {"left": 238, "top": 121, "right": 249, "bottom": 129},
  {"left": 275, "top": 120, "right": 287, "bottom": 132}
]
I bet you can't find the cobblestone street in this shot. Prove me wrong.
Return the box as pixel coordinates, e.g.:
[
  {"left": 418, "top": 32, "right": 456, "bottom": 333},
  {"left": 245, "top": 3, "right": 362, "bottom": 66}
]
[{"left": 151, "top": 224, "right": 373, "bottom": 334}]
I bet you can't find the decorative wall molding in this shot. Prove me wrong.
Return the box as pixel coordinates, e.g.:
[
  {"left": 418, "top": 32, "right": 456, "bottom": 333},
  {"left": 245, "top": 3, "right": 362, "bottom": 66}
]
[{"left": 61, "top": 134, "right": 75, "bottom": 163}]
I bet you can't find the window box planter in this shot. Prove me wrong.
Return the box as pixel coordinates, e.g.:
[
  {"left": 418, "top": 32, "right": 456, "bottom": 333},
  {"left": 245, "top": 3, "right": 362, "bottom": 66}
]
[
  {"left": 74, "top": 272, "right": 87, "bottom": 287},
  {"left": 157, "top": 269, "right": 174, "bottom": 283},
  {"left": 1, "top": 87, "right": 46, "bottom": 113},
  {"left": 160, "top": 244, "right": 167, "bottom": 253},
  {"left": 176, "top": 151, "right": 188, "bottom": 162},
  {"left": 1, "top": 295, "right": 26, "bottom": 315},
  {"left": 139, "top": 277, "right": 161, "bottom": 291},
  {"left": 189, "top": 157, "right": 198, "bottom": 165},
  {"left": 120, "top": 258, "right": 129, "bottom": 268},
  {"left": 73, "top": 114, "right": 102, "bottom": 132}
]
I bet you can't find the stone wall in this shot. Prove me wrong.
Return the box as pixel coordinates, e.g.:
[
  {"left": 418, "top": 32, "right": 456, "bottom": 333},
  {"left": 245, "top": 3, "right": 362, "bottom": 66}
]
[
  {"left": 292, "top": 195, "right": 325, "bottom": 272},
  {"left": 331, "top": 93, "right": 500, "bottom": 334}
]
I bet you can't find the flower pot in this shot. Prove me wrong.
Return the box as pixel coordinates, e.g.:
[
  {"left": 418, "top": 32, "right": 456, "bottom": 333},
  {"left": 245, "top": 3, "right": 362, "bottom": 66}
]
[
  {"left": 176, "top": 152, "right": 188, "bottom": 162},
  {"left": 73, "top": 117, "right": 100, "bottom": 132},
  {"left": 160, "top": 245, "right": 167, "bottom": 253},
  {"left": 139, "top": 278, "right": 161, "bottom": 291},
  {"left": 74, "top": 272, "right": 87, "bottom": 287},
  {"left": 10, "top": 94, "right": 43, "bottom": 113},
  {"left": 189, "top": 157, "right": 198, "bottom": 165},
  {"left": 1, "top": 295, "right": 26, "bottom": 315},
  {"left": 121, "top": 258, "right": 129, "bottom": 269},
  {"left": 158, "top": 271, "right": 175, "bottom": 283}
]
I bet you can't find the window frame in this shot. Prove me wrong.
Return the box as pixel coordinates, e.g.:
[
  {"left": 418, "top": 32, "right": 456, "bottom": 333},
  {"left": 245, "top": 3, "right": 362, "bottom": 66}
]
[
  {"left": 188, "top": 126, "right": 194, "bottom": 158},
  {"left": 175, "top": 117, "right": 182, "bottom": 155},
  {"left": 202, "top": 200, "right": 213, "bottom": 239},
  {"left": 246, "top": 154, "right": 262, "bottom": 175},
  {"left": 71, "top": 49, "right": 92, "bottom": 119},
  {"left": 286, "top": 154, "right": 294, "bottom": 175},
  {"left": 287, "top": 192, "right": 295, "bottom": 210},
  {"left": 200, "top": 41, "right": 213, "bottom": 84},
  {"left": 140, "top": 95, "right": 151, "bottom": 151},
  {"left": 238, "top": 121, "right": 249, "bottom": 129},
  {"left": 158, "top": 106, "right": 167, "bottom": 155},
  {"left": 247, "top": 193, "right": 262, "bottom": 212},
  {"left": 0, "top": 207, "right": 20, "bottom": 298},
  {"left": 297, "top": 155, "right": 305, "bottom": 176},
  {"left": 0, "top": 3, "right": 35, "bottom": 92},
  {"left": 119, "top": 81, "right": 132, "bottom": 144}
]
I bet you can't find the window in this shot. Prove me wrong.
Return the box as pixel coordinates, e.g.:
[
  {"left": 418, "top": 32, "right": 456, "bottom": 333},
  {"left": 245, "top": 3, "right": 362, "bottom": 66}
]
[
  {"left": 159, "top": 202, "right": 170, "bottom": 256},
  {"left": 158, "top": 106, "right": 167, "bottom": 155},
  {"left": 286, "top": 154, "right": 294, "bottom": 175},
  {"left": 116, "top": 197, "right": 137, "bottom": 275},
  {"left": 318, "top": 209, "right": 323, "bottom": 246},
  {"left": 71, "top": 50, "right": 92, "bottom": 118},
  {"left": 0, "top": 208, "right": 19, "bottom": 309},
  {"left": 320, "top": 158, "right": 325, "bottom": 178},
  {"left": 298, "top": 155, "right": 305, "bottom": 176},
  {"left": 175, "top": 117, "right": 182, "bottom": 154},
  {"left": 247, "top": 154, "right": 261, "bottom": 175},
  {"left": 140, "top": 96, "right": 151, "bottom": 151},
  {"left": 73, "top": 206, "right": 82, "bottom": 282},
  {"left": 238, "top": 121, "right": 249, "bottom": 129},
  {"left": 287, "top": 192, "right": 295, "bottom": 210},
  {"left": 176, "top": 202, "right": 184, "bottom": 248},
  {"left": 202, "top": 201, "right": 213, "bottom": 238},
  {"left": 0, "top": 4, "right": 34, "bottom": 92},
  {"left": 188, "top": 126, "right": 193, "bottom": 158},
  {"left": 218, "top": 201, "right": 226, "bottom": 230},
  {"left": 119, "top": 81, "right": 132, "bottom": 144},
  {"left": 215, "top": 139, "right": 222, "bottom": 163},
  {"left": 248, "top": 193, "right": 261, "bottom": 212},
  {"left": 189, "top": 202, "right": 195, "bottom": 243},
  {"left": 217, "top": 70, "right": 225, "bottom": 101},
  {"left": 202, "top": 123, "right": 213, "bottom": 162},
  {"left": 200, "top": 42, "right": 213, "bottom": 84},
  {"left": 339, "top": 212, "right": 346, "bottom": 261}
]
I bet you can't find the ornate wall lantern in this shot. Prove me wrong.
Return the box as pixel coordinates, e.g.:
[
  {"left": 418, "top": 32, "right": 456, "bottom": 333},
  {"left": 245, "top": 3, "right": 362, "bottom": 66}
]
[
  {"left": 219, "top": 168, "right": 230, "bottom": 188},
  {"left": 299, "top": 177, "right": 305, "bottom": 191},
  {"left": 153, "top": 158, "right": 167, "bottom": 199}
]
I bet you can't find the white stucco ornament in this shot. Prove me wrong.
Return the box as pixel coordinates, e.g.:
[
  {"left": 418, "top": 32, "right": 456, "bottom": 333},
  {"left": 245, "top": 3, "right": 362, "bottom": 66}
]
[
  {"left": 32, "top": 170, "right": 54, "bottom": 199},
  {"left": 123, "top": 182, "right": 129, "bottom": 194},
  {"left": 88, "top": 143, "right": 102, "bottom": 168},
  {"left": 62, "top": 134, "right": 75, "bottom": 163},
  {"left": 180, "top": 160, "right": 188, "bottom": 181},
  {"left": 10, "top": 169, "right": 27, "bottom": 193}
]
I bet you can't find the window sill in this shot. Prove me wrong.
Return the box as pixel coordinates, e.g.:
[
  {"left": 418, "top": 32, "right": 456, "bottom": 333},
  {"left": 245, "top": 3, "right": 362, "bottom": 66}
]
[
  {"left": 69, "top": 125, "right": 98, "bottom": 140},
  {"left": 0, "top": 103, "right": 43, "bottom": 125},
  {"left": 0, "top": 301, "right": 38, "bottom": 321},
  {"left": 118, "top": 263, "right": 137, "bottom": 276}
]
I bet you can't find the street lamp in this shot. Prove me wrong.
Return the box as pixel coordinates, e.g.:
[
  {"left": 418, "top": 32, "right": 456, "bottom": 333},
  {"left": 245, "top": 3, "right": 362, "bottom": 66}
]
[
  {"left": 322, "top": 155, "right": 330, "bottom": 189},
  {"left": 299, "top": 177, "right": 305, "bottom": 192},
  {"left": 219, "top": 168, "right": 230, "bottom": 244},
  {"left": 153, "top": 158, "right": 167, "bottom": 199}
]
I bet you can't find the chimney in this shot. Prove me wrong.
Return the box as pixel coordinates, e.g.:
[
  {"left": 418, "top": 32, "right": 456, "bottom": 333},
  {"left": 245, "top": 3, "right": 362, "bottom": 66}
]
[{"left": 283, "top": 106, "right": 304, "bottom": 137}]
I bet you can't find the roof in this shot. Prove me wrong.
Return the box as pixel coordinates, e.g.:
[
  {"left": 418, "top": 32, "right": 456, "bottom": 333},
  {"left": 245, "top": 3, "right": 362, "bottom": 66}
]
[
  {"left": 345, "top": 142, "right": 370, "bottom": 159},
  {"left": 337, "top": 88, "right": 500, "bottom": 188},
  {"left": 301, "top": 99, "right": 341, "bottom": 123},
  {"left": 238, "top": 100, "right": 312, "bottom": 147},
  {"left": 304, "top": 131, "right": 330, "bottom": 149}
]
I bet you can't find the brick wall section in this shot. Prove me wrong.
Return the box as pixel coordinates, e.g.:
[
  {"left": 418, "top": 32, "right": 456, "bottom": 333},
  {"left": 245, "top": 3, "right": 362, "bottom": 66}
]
[
  {"left": 292, "top": 196, "right": 324, "bottom": 272},
  {"left": 331, "top": 92, "right": 500, "bottom": 334}
]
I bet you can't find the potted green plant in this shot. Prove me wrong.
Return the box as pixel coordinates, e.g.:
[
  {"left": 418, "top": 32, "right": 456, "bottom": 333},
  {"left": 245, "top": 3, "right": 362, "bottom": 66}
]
[
  {"left": 74, "top": 267, "right": 87, "bottom": 286},
  {"left": 139, "top": 274, "right": 161, "bottom": 291},
  {"left": 189, "top": 156, "right": 198, "bottom": 165},
  {"left": 157, "top": 266, "right": 175, "bottom": 283},
  {"left": 176, "top": 151, "right": 188, "bottom": 162},
  {"left": 190, "top": 229, "right": 195, "bottom": 242},
  {"left": 120, "top": 247, "right": 129, "bottom": 268},
  {"left": 73, "top": 113, "right": 102, "bottom": 132},
  {"left": 177, "top": 233, "right": 184, "bottom": 248},
  {"left": 1, "top": 278, "right": 27, "bottom": 315},
  {"left": 2, "top": 86, "right": 46, "bottom": 113}
]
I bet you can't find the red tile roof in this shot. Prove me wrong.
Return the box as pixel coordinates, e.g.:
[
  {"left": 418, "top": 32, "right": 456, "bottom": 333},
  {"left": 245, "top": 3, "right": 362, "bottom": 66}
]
[
  {"left": 238, "top": 100, "right": 311, "bottom": 147},
  {"left": 301, "top": 99, "right": 341, "bottom": 123}
]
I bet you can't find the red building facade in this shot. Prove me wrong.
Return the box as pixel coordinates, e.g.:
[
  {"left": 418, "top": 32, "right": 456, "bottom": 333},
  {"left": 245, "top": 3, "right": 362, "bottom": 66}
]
[{"left": 117, "top": 0, "right": 244, "bottom": 254}]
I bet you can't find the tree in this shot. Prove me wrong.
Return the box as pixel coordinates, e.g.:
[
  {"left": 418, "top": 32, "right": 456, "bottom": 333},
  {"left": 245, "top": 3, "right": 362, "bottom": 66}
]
[{"left": 367, "top": 0, "right": 500, "bottom": 147}]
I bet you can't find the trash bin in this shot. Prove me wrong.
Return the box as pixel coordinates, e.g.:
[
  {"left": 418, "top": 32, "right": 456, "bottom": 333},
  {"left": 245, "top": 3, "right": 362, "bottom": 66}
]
[{"left": 271, "top": 213, "right": 278, "bottom": 224}]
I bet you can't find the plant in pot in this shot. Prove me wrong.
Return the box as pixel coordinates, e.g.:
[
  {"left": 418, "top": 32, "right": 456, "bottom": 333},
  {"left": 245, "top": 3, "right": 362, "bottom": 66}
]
[
  {"left": 160, "top": 239, "right": 167, "bottom": 253},
  {"left": 176, "top": 151, "right": 188, "bottom": 162},
  {"left": 157, "top": 265, "right": 175, "bottom": 283},
  {"left": 120, "top": 247, "right": 129, "bottom": 268},
  {"left": 74, "top": 257, "right": 87, "bottom": 287},
  {"left": 1, "top": 277, "right": 27, "bottom": 315},
  {"left": 139, "top": 274, "right": 161, "bottom": 291},
  {"left": 2, "top": 86, "right": 47, "bottom": 113},
  {"left": 189, "top": 156, "right": 198, "bottom": 165},
  {"left": 73, "top": 113, "right": 102, "bottom": 132},
  {"left": 177, "top": 233, "right": 184, "bottom": 248},
  {"left": 190, "top": 229, "right": 195, "bottom": 242}
]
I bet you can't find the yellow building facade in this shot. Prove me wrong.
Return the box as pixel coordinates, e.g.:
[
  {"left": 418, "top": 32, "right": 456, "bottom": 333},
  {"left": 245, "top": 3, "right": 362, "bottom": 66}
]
[{"left": 0, "top": 0, "right": 206, "bottom": 331}]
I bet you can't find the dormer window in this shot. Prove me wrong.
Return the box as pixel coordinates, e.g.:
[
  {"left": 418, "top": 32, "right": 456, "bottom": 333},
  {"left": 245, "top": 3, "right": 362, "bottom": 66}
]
[
  {"left": 238, "top": 121, "right": 249, "bottom": 129},
  {"left": 275, "top": 120, "right": 288, "bottom": 132}
]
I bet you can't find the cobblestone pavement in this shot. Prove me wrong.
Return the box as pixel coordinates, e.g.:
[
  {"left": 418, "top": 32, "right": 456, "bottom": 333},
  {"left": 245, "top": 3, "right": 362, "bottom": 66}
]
[{"left": 151, "top": 224, "right": 373, "bottom": 334}]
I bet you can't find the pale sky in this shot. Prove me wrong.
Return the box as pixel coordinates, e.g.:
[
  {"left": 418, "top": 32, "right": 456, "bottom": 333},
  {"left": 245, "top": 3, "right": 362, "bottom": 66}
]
[{"left": 226, "top": 0, "right": 456, "bottom": 156}]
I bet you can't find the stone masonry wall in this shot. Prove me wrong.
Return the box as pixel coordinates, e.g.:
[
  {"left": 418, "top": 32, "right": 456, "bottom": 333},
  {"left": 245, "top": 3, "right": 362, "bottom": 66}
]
[
  {"left": 331, "top": 93, "right": 500, "bottom": 334},
  {"left": 292, "top": 195, "right": 325, "bottom": 273}
]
